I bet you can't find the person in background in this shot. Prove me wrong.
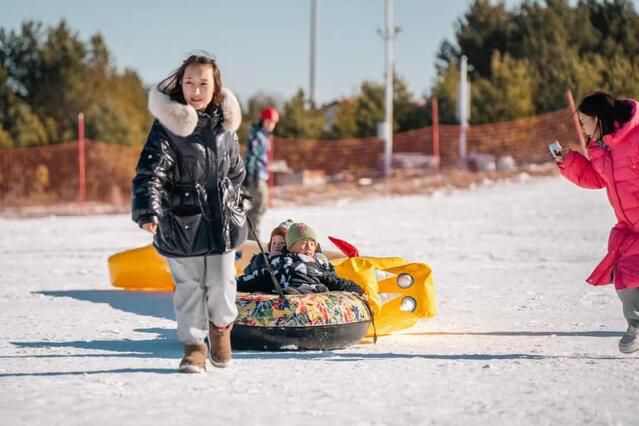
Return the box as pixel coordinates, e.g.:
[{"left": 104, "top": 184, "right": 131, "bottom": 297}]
[
  {"left": 554, "top": 91, "right": 639, "bottom": 354},
  {"left": 243, "top": 107, "right": 279, "bottom": 240}
]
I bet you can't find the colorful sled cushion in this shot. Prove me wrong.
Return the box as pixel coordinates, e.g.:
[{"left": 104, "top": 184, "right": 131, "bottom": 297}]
[{"left": 235, "top": 292, "right": 371, "bottom": 327}]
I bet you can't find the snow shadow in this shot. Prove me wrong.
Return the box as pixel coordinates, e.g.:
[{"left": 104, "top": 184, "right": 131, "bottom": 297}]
[
  {"left": 9, "top": 327, "right": 180, "bottom": 359},
  {"left": 231, "top": 351, "right": 626, "bottom": 361},
  {"left": 38, "top": 290, "right": 175, "bottom": 321},
  {"left": 399, "top": 331, "right": 624, "bottom": 338},
  {"left": 0, "top": 368, "right": 176, "bottom": 377},
  {"left": 7, "top": 291, "right": 180, "bottom": 367},
  {"left": 4, "top": 326, "right": 179, "bottom": 377}
]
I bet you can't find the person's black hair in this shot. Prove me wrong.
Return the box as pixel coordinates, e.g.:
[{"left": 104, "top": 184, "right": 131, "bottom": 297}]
[{"left": 578, "top": 91, "right": 633, "bottom": 139}]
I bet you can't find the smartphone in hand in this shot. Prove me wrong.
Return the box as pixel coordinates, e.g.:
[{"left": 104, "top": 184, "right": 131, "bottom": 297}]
[{"left": 548, "top": 141, "right": 562, "bottom": 160}]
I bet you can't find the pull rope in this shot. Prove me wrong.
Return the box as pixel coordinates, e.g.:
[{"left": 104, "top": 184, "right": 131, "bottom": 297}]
[
  {"left": 364, "top": 298, "right": 378, "bottom": 344},
  {"left": 245, "top": 213, "right": 285, "bottom": 297}
]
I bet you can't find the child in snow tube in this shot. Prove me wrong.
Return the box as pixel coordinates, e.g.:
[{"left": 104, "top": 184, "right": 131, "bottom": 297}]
[
  {"left": 238, "top": 222, "right": 364, "bottom": 296},
  {"left": 232, "top": 223, "right": 369, "bottom": 350},
  {"left": 277, "top": 223, "right": 364, "bottom": 295},
  {"left": 237, "top": 220, "right": 292, "bottom": 293}
]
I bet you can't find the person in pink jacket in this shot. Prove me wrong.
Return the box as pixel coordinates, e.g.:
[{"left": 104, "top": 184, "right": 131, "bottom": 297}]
[{"left": 555, "top": 91, "right": 639, "bottom": 354}]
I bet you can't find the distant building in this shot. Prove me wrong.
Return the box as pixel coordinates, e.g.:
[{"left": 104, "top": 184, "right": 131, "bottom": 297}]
[{"left": 322, "top": 98, "right": 356, "bottom": 133}]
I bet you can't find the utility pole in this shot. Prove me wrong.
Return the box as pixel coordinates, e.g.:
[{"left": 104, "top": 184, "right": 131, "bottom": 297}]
[
  {"left": 382, "top": 0, "right": 396, "bottom": 178},
  {"left": 309, "top": 0, "right": 318, "bottom": 107},
  {"left": 77, "top": 113, "right": 86, "bottom": 204},
  {"left": 457, "top": 55, "right": 470, "bottom": 166}
]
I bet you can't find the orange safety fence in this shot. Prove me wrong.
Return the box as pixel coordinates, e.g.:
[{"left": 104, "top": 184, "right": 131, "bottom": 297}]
[
  {"left": 0, "top": 140, "right": 138, "bottom": 208},
  {"left": 0, "top": 106, "right": 580, "bottom": 209},
  {"left": 273, "top": 106, "right": 578, "bottom": 176}
]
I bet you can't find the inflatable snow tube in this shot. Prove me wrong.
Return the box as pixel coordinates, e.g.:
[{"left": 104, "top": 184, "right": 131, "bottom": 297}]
[
  {"left": 108, "top": 243, "right": 438, "bottom": 338},
  {"left": 232, "top": 291, "right": 371, "bottom": 350}
]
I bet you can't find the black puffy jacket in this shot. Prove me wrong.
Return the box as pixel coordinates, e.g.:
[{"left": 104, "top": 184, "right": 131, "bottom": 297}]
[
  {"left": 276, "top": 253, "right": 364, "bottom": 294},
  {"left": 132, "top": 86, "right": 247, "bottom": 257}
]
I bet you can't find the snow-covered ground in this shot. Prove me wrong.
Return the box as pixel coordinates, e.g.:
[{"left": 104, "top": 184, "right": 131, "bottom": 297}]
[{"left": 1, "top": 176, "right": 637, "bottom": 426}]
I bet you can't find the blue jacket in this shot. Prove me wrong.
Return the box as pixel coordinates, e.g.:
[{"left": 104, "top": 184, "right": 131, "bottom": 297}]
[{"left": 243, "top": 122, "right": 270, "bottom": 183}]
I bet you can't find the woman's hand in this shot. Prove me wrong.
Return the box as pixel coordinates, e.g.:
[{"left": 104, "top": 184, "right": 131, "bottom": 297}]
[
  {"left": 555, "top": 147, "right": 570, "bottom": 163},
  {"left": 142, "top": 223, "right": 157, "bottom": 234}
]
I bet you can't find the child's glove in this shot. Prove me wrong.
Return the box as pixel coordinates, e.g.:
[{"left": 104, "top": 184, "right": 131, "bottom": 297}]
[
  {"left": 296, "top": 284, "right": 316, "bottom": 294},
  {"left": 312, "top": 284, "right": 329, "bottom": 293}
]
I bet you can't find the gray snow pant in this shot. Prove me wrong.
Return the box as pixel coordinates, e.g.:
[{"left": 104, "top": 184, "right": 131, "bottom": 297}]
[
  {"left": 244, "top": 179, "right": 268, "bottom": 241},
  {"left": 166, "top": 251, "right": 238, "bottom": 345},
  {"left": 617, "top": 288, "right": 639, "bottom": 327}
]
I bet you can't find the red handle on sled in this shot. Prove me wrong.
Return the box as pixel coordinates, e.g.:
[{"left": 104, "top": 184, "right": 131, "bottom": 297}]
[{"left": 328, "top": 236, "right": 360, "bottom": 258}]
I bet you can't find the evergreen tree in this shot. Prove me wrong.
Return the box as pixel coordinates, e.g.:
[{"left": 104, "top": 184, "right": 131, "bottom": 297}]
[
  {"left": 0, "top": 20, "right": 150, "bottom": 148},
  {"left": 434, "top": 0, "right": 639, "bottom": 121},
  {"left": 472, "top": 52, "right": 535, "bottom": 123},
  {"left": 429, "top": 61, "right": 460, "bottom": 124},
  {"left": 354, "top": 76, "right": 421, "bottom": 137},
  {"left": 324, "top": 99, "right": 358, "bottom": 139},
  {"left": 276, "top": 89, "right": 324, "bottom": 139}
]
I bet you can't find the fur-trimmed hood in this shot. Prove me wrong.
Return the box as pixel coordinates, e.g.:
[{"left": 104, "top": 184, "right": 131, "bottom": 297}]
[{"left": 148, "top": 85, "right": 242, "bottom": 137}]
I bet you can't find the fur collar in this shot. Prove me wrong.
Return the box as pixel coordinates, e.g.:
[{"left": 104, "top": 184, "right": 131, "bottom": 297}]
[{"left": 148, "top": 85, "right": 242, "bottom": 137}]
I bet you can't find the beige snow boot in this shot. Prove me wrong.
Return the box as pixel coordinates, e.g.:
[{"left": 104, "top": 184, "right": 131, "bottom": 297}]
[
  {"left": 178, "top": 343, "right": 207, "bottom": 373},
  {"left": 619, "top": 324, "right": 638, "bottom": 354},
  {"left": 209, "top": 323, "right": 233, "bottom": 368}
]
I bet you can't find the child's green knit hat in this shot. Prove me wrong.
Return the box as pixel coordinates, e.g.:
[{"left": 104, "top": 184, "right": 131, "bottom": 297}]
[{"left": 285, "top": 223, "right": 317, "bottom": 249}]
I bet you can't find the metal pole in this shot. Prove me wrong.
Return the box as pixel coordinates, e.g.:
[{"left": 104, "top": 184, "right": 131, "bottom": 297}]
[
  {"left": 309, "top": 0, "right": 318, "bottom": 108},
  {"left": 432, "top": 98, "right": 441, "bottom": 188},
  {"left": 566, "top": 89, "right": 586, "bottom": 153},
  {"left": 78, "top": 113, "right": 86, "bottom": 204},
  {"left": 383, "top": 0, "right": 395, "bottom": 178},
  {"left": 458, "top": 55, "right": 469, "bottom": 166}
]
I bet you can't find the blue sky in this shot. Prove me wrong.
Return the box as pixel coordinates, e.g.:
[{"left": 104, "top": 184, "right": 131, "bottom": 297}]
[{"left": 2, "top": 0, "right": 637, "bottom": 105}]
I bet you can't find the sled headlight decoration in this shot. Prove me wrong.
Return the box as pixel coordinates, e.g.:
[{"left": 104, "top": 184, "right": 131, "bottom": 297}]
[
  {"left": 397, "top": 273, "right": 414, "bottom": 289},
  {"left": 400, "top": 296, "right": 417, "bottom": 312}
]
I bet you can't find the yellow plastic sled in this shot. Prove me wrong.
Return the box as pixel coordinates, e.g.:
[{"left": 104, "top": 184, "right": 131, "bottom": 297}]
[{"left": 107, "top": 241, "right": 436, "bottom": 337}]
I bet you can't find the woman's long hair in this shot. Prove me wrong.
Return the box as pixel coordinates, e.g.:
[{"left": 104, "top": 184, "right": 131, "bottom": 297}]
[
  {"left": 157, "top": 53, "right": 224, "bottom": 113},
  {"left": 578, "top": 91, "right": 633, "bottom": 139}
]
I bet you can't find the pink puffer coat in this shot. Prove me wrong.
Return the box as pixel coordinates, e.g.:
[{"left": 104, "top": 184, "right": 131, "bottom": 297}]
[{"left": 559, "top": 100, "right": 639, "bottom": 290}]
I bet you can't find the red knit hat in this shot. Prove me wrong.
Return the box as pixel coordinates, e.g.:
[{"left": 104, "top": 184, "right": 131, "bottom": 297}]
[
  {"left": 269, "top": 226, "right": 287, "bottom": 242},
  {"left": 267, "top": 219, "right": 294, "bottom": 250},
  {"left": 260, "top": 107, "right": 279, "bottom": 123}
]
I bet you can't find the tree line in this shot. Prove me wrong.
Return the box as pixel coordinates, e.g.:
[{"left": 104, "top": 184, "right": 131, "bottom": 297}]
[
  {"left": 433, "top": 0, "right": 639, "bottom": 124},
  {"left": 0, "top": 21, "right": 149, "bottom": 148},
  {"left": 1, "top": 0, "right": 638, "bottom": 148}
]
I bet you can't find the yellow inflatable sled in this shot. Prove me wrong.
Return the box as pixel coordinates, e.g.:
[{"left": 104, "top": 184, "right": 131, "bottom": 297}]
[{"left": 108, "top": 240, "right": 436, "bottom": 338}]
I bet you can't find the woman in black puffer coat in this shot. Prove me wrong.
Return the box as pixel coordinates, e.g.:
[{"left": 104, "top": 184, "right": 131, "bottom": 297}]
[{"left": 132, "top": 54, "right": 246, "bottom": 373}]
